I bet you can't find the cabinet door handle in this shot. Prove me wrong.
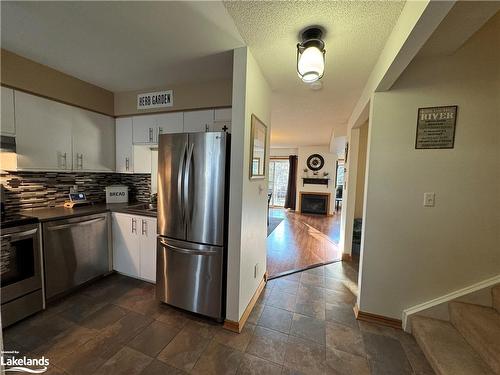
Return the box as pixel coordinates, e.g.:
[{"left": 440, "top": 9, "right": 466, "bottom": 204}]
[
  {"left": 142, "top": 219, "right": 147, "bottom": 235},
  {"left": 149, "top": 128, "right": 154, "bottom": 142},
  {"left": 60, "top": 152, "right": 67, "bottom": 169},
  {"left": 76, "top": 153, "right": 83, "bottom": 169},
  {"left": 205, "top": 124, "right": 209, "bottom": 132},
  {"left": 131, "top": 218, "right": 137, "bottom": 233},
  {"left": 125, "top": 157, "right": 129, "bottom": 171}
]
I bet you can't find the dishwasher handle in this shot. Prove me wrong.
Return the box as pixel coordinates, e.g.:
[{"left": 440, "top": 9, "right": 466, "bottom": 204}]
[{"left": 47, "top": 217, "right": 105, "bottom": 231}]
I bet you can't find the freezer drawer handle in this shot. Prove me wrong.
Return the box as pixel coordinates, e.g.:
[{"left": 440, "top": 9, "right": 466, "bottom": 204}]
[
  {"left": 47, "top": 217, "right": 105, "bottom": 231},
  {"left": 159, "top": 239, "right": 218, "bottom": 256},
  {"left": 1, "top": 228, "right": 38, "bottom": 240}
]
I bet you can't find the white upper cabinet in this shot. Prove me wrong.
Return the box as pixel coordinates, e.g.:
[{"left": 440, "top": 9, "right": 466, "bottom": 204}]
[
  {"left": 15, "top": 91, "right": 115, "bottom": 172},
  {"left": 116, "top": 117, "right": 134, "bottom": 173},
  {"left": 72, "top": 108, "right": 115, "bottom": 172},
  {"left": 213, "top": 107, "right": 232, "bottom": 132},
  {"left": 214, "top": 108, "right": 232, "bottom": 122},
  {"left": 155, "top": 112, "right": 183, "bottom": 137},
  {"left": 183, "top": 109, "right": 215, "bottom": 133},
  {"left": 1, "top": 87, "right": 15, "bottom": 136},
  {"left": 133, "top": 145, "right": 152, "bottom": 174},
  {"left": 133, "top": 112, "right": 184, "bottom": 144},
  {"left": 15, "top": 91, "right": 73, "bottom": 171},
  {"left": 132, "top": 114, "right": 156, "bottom": 144}
]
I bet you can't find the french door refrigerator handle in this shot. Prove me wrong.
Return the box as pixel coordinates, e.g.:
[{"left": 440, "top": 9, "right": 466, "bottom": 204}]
[
  {"left": 184, "top": 143, "right": 194, "bottom": 224},
  {"left": 177, "top": 143, "right": 188, "bottom": 225}
]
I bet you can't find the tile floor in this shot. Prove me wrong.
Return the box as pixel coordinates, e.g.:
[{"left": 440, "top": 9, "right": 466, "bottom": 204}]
[{"left": 3, "top": 261, "right": 434, "bottom": 375}]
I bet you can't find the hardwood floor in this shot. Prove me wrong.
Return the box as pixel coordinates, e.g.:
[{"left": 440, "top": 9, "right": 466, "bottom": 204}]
[{"left": 267, "top": 208, "right": 342, "bottom": 278}]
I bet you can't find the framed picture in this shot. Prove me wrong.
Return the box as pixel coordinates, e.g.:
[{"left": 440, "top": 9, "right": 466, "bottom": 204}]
[
  {"left": 249, "top": 114, "right": 267, "bottom": 179},
  {"left": 415, "top": 106, "right": 458, "bottom": 149}
]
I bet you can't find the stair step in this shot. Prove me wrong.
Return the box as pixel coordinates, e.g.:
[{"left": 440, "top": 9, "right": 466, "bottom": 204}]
[
  {"left": 411, "top": 315, "right": 493, "bottom": 375},
  {"left": 493, "top": 284, "right": 500, "bottom": 314},
  {"left": 449, "top": 301, "right": 500, "bottom": 374}
]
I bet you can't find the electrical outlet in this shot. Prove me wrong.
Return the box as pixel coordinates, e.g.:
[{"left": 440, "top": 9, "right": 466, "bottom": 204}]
[
  {"left": 423, "top": 192, "right": 435, "bottom": 207},
  {"left": 254, "top": 263, "right": 259, "bottom": 278}
]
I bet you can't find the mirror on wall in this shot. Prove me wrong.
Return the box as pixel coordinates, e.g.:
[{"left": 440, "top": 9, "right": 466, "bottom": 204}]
[{"left": 249, "top": 114, "right": 267, "bottom": 179}]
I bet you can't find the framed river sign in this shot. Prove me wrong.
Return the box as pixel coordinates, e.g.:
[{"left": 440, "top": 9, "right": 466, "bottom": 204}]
[{"left": 415, "top": 106, "right": 458, "bottom": 149}]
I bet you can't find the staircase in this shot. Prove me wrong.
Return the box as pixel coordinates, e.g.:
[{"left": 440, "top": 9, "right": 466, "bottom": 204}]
[{"left": 412, "top": 284, "right": 500, "bottom": 375}]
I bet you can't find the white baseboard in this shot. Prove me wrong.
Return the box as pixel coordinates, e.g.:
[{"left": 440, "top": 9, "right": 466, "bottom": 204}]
[{"left": 402, "top": 274, "right": 500, "bottom": 331}]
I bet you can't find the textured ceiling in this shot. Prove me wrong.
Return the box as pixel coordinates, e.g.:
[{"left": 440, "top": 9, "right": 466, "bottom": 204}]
[
  {"left": 225, "top": 1, "right": 405, "bottom": 147},
  {"left": 1, "top": 1, "right": 244, "bottom": 92}
]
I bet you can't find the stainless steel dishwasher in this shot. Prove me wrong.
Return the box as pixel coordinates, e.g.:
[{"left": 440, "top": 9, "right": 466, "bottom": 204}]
[{"left": 43, "top": 212, "right": 111, "bottom": 300}]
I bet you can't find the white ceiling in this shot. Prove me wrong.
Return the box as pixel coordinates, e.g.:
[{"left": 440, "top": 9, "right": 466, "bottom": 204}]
[
  {"left": 1, "top": 1, "right": 244, "bottom": 92},
  {"left": 224, "top": 1, "right": 405, "bottom": 148},
  {"left": 2, "top": 1, "right": 408, "bottom": 149}
]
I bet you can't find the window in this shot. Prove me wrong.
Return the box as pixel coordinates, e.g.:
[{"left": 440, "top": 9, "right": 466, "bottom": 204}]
[
  {"left": 336, "top": 160, "right": 345, "bottom": 187},
  {"left": 268, "top": 159, "right": 290, "bottom": 207}
]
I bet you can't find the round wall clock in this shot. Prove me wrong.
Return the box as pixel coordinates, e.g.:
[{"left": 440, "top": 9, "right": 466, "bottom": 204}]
[{"left": 307, "top": 154, "right": 324, "bottom": 171}]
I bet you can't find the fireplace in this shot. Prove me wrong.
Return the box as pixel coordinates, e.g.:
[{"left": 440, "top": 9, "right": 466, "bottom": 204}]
[{"left": 299, "top": 192, "right": 330, "bottom": 215}]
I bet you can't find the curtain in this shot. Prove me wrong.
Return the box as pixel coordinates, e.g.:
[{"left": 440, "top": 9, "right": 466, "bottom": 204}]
[{"left": 284, "top": 155, "right": 298, "bottom": 210}]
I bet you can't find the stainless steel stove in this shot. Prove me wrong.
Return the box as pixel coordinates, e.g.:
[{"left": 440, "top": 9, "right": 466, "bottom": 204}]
[{"left": 1, "top": 188, "right": 44, "bottom": 328}]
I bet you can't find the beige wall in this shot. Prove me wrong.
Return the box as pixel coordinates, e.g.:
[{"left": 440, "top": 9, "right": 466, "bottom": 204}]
[
  {"left": 114, "top": 80, "right": 232, "bottom": 116},
  {"left": 295, "top": 146, "right": 337, "bottom": 215},
  {"left": 358, "top": 14, "right": 500, "bottom": 320},
  {"left": 354, "top": 122, "right": 368, "bottom": 219},
  {"left": 1, "top": 49, "right": 114, "bottom": 116},
  {"left": 270, "top": 148, "right": 297, "bottom": 158},
  {"left": 226, "top": 47, "right": 272, "bottom": 321}
]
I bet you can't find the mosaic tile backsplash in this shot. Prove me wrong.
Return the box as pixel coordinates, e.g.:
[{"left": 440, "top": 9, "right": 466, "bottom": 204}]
[{"left": 1, "top": 171, "right": 151, "bottom": 213}]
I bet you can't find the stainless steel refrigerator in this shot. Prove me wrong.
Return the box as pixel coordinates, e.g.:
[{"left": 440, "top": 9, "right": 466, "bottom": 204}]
[{"left": 156, "top": 132, "right": 229, "bottom": 320}]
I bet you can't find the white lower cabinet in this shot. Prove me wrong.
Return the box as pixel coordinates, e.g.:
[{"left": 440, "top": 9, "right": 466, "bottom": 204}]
[
  {"left": 112, "top": 213, "right": 157, "bottom": 283},
  {"left": 1, "top": 87, "right": 15, "bottom": 136},
  {"left": 139, "top": 217, "right": 157, "bottom": 282}
]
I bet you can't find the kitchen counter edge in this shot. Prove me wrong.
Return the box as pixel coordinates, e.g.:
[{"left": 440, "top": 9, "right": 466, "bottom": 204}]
[{"left": 23, "top": 202, "right": 157, "bottom": 222}]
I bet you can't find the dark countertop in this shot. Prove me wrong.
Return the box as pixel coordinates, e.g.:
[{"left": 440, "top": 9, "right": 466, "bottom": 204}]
[{"left": 24, "top": 202, "right": 157, "bottom": 222}]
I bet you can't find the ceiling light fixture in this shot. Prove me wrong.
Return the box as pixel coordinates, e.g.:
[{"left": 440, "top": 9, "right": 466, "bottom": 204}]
[{"left": 296, "top": 27, "right": 326, "bottom": 84}]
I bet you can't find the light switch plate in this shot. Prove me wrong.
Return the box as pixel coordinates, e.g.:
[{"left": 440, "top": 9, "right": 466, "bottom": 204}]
[
  {"left": 254, "top": 263, "right": 259, "bottom": 278},
  {"left": 423, "top": 192, "right": 435, "bottom": 207}
]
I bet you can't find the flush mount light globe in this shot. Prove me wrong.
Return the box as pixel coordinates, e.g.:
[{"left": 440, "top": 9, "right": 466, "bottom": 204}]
[{"left": 297, "top": 27, "right": 326, "bottom": 83}]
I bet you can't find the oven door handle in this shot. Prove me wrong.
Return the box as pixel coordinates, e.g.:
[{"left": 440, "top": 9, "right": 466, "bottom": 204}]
[
  {"left": 47, "top": 217, "right": 105, "bottom": 231},
  {"left": 1, "top": 228, "right": 38, "bottom": 240}
]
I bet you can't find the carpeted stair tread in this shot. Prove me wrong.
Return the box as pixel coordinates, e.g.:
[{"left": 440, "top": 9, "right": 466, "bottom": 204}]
[
  {"left": 412, "top": 315, "right": 494, "bottom": 375},
  {"left": 492, "top": 284, "right": 500, "bottom": 314},
  {"left": 449, "top": 301, "right": 500, "bottom": 374}
]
